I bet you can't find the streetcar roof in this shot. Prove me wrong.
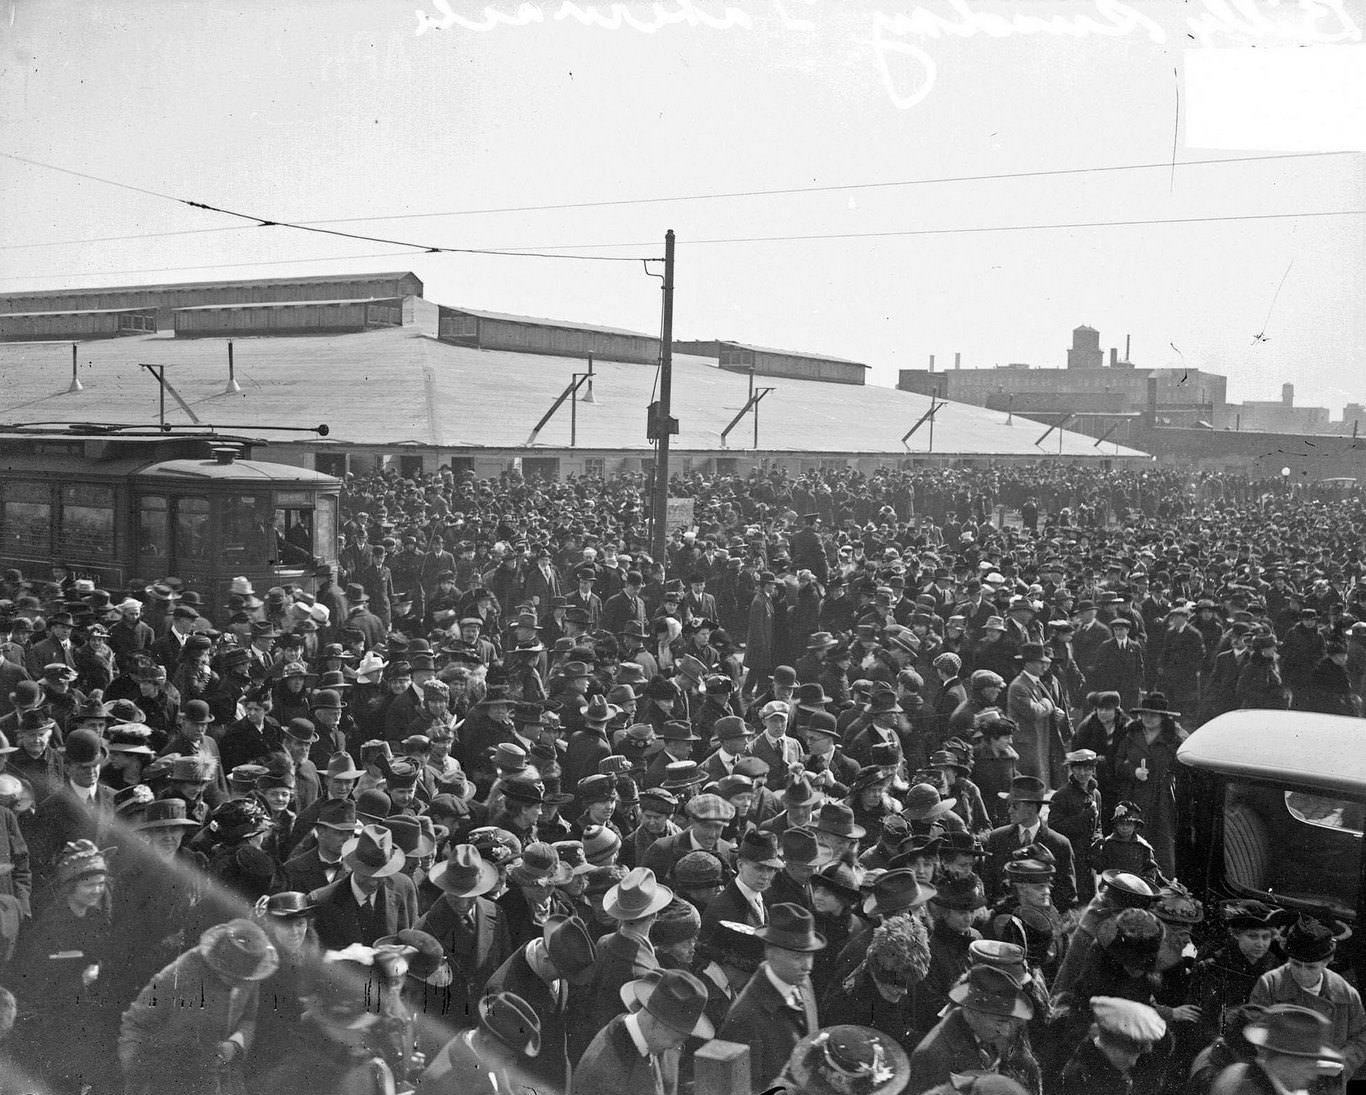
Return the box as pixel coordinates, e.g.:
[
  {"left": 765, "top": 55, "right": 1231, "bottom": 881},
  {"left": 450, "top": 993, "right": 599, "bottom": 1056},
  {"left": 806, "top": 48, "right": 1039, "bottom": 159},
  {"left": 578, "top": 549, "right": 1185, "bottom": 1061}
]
[
  {"left": 138, "top": 458, "right": 340, "bottom": 484},
  {"left": 1177, "top": 711, "right": 1366, "bottom": 798}
]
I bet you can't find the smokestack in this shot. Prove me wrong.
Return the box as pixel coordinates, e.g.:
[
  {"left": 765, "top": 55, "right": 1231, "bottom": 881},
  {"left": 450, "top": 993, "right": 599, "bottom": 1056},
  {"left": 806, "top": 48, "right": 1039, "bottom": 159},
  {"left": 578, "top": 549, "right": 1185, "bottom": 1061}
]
[
  {"left": 929, "top": 354, "right": 935, "bottom": 372},
  {"left": 1109, "top": 348, "right": 1117, "bottom": 367},
  {"left": 1125, "top": 334, "right": 1131, "bottom": 361},
  {"left": 1282, "top": 383, "right": 1294, "bottom": 406},
  {"left": 954, "top": 352, "right": 961, "bottom": 370}
]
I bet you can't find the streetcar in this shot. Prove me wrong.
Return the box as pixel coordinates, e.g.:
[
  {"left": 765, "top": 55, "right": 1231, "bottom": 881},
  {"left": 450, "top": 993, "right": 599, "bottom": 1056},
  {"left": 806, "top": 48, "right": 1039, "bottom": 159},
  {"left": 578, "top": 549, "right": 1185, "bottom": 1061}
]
[{"left": 0, "top": 423, "right": 341, "bottom": 616}]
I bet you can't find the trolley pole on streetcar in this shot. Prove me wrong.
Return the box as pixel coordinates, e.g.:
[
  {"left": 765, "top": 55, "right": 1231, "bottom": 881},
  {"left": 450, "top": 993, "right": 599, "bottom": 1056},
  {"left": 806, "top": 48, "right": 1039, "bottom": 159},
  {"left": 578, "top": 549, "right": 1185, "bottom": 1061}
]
[{"left": 649, "top": 230, "right": 677, "bottom": 570}]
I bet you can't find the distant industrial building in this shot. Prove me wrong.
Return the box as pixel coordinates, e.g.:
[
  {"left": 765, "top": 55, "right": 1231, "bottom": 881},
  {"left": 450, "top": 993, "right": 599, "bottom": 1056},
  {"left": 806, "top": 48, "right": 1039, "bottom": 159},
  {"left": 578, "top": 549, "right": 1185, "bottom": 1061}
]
[
  {"left": 1212, "top": 383, "right": 1363, "bottom": 435},
  {"left": 897, "top": 326, "right": 1227, "bottom": 444}
]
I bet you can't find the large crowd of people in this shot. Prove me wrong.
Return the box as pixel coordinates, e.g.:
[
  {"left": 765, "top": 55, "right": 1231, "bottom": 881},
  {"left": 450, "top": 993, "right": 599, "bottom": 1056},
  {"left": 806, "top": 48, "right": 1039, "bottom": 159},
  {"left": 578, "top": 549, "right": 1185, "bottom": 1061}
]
[{"left": 0, "top": 461, "right": 1364, "bottom": 1095}]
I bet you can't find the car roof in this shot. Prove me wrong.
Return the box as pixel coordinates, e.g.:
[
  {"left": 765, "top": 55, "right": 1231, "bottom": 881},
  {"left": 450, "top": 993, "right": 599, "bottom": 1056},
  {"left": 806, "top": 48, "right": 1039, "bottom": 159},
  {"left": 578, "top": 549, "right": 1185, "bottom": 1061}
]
[{"left": 1177, "top": 711, "right": 1366, "bottom": 799}]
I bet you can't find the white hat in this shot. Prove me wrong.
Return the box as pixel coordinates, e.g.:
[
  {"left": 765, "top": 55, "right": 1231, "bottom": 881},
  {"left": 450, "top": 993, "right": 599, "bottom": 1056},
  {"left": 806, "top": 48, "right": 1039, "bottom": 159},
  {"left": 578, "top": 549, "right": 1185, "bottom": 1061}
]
[{"left": 348, "top": 651, "right": 389, "bottom": 681}]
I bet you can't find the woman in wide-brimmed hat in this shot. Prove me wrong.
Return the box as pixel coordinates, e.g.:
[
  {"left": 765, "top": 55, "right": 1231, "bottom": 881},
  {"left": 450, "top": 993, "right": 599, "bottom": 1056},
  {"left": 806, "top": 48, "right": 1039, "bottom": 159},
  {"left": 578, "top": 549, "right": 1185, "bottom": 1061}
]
[
  {"left": 776, "top": 1024, "right": 911, "bottom": 1095},
  {"left": 846, "top": 764, "right": 903, "bottom": 843},
  {"left": 119, "top": 918, "right": 279, "bottom": 1095},
  {"left": 497, "top": 841, "right": 575, "bottom": 952},
  {"left": 1113, "top": 691, "right": 1186, "bottom": 877}
]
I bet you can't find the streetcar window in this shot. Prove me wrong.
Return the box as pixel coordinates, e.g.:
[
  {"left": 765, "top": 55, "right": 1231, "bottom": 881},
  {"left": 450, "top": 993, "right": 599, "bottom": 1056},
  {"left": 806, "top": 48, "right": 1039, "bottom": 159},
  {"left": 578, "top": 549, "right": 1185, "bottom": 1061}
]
[
  {"left": 314, "top": 495, "right": 337, "bottom": 562},
  {"left": 58, "top": 484, "right": 115, "bottom": 558},
  {"left": 137, "top": 497, "right": 169, "bottom": 560},
  {"left": 174, "top": 497, "right": 211, "bottom": 562},
  {"left": 221, "top": 495, "right": 271, "bottom": 564},
  {"left": 272, "top": 506, "right": 316, "bottom": 567},
  {"left": 1, "top": 481, "right": 51, "bottom": 554}
]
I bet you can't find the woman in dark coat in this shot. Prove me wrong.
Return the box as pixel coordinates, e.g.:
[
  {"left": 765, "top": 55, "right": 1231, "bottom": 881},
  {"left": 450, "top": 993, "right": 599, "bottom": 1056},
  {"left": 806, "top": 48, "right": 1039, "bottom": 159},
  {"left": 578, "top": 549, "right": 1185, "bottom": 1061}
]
[
  {"left": 10, "top": 840, "right": 115, "bottom": 1094},
  {"left": 247, "top": 892, "right": 323, "bottom": 1085},
  {"left": 1070, "top": 691, "right": 1128, "bottom": 821},
  {"left": 1112, "top": 694, "right": 1186, "bottom": 881},
  {"left": 1236, "top": 635, "right": 1288, "bottom": 709},
  {"left": 270, "top": 667, "right": 313, "bottom": 727},
  {"left": 742, "top": 575, "right": 778, "bottom": 696}
]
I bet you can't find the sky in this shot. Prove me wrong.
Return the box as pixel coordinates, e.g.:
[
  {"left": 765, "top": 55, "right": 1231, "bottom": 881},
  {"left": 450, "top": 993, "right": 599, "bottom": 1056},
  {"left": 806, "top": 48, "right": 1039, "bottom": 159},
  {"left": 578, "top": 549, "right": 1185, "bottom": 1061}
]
[{"left": 1, "top": 0, "right": 1363, "bottom": 411}]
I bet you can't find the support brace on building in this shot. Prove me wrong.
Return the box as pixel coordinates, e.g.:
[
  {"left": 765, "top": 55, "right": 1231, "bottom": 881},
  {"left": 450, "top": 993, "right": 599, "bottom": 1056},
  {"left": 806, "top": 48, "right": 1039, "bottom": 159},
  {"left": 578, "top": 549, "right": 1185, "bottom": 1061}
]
[
  {"left": 140, "top": 363, "right": 202, "bottom": 428},
  {"left": 719, "top": 387, "right": 774, "bottom": 448},
  {"left": 901, "top": 399, "right": 947, "bottom": 450},
  {"left": 1035, "top": 412, "right": 1076, "bottom": 449},
  {"left": 523, "top": 373, "right": 593, "bottom": 447}
]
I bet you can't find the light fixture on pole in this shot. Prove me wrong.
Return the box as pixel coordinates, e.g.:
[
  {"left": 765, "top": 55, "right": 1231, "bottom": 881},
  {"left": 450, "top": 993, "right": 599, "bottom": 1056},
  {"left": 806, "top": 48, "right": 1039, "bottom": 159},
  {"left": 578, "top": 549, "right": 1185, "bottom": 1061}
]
[{"left": 578, "top": 357, "right": 599, "bottom": 405}]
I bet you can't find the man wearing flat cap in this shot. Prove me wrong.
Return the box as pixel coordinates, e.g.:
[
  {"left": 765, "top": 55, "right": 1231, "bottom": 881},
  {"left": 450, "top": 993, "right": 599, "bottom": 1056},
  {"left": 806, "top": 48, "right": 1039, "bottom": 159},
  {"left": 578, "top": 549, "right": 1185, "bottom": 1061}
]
[{"left": 1059, "top": 995, "right": 1167, "bottom": 1095}]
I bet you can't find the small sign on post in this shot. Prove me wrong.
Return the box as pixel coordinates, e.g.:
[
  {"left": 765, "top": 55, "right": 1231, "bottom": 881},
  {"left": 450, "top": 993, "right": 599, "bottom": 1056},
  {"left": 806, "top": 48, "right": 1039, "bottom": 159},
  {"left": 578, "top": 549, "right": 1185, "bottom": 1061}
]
[{"left": 665, "top": 496, "right": 695, "bottom": 532}]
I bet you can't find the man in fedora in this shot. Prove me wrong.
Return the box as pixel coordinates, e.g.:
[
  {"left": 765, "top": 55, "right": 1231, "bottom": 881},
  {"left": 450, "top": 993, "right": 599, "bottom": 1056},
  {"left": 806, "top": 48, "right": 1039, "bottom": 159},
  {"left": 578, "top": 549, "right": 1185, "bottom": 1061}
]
[
  {"left": 719, "top": 901, "right": 826, "bottom": 1090},
  {"left": 414, "top": 844, "right": 514, "bottom": 1030},
  {"left": 308, "top": 823, "right": 418, "bottom": 949},
  {"left": 907, "top": 963, "right": 1036, "bottom": 1092},
  {"left": 119, "top": 918, "right": 279, "bottom": 1095},
  {"left": 700, "top": 715, "right": 755, "bottom": 783},
  {"left": 767, "top": 826, "right": 828, "bottom": 913},
  {"left": 760, "top": 775, "right": 823, "bottom": 839},
  {"left": 160, "top": 698, "right": 228, "bottom": 802},
  {"left": 641, "top": 791, "right": 736, "bottom": 880},
  {"left": 1249, "top": 916, "right": 1366, "bottom": 1093},
  {"left": 702, "top": 829, "right": 784, "bottom": 945},
  {"left": 419, "top": 990, "right": 543, "bottom": 1095},
  {"left": 578, "top": 866, "right": 674, "bottom": 1058},
  {"left": 1211, "top": 1005, "right": 1348, "bottom": 1095},
  {"left": 564, "top": 694, "right": 615, "bottom": 793},
  {"left": 575, "top": 967, "right": 714, "bottom": 1095},
  {"left": 800, "top": 711, "right": 859, "bottom": 798},
  {"left": 983, "top": 775, "right": 1077, "bottom": 911},
  {"left": 283, "top": 795, "right": 359, "bottom": 892},
  {"left": 642, "top": 720, "right": 701, "bottom": 789},
  {"left": 1007, "top": 641, "right": 1069, "bottom": 788},
  {"left": 485, "top": 912, "right": 598, "bottom": 1092}
]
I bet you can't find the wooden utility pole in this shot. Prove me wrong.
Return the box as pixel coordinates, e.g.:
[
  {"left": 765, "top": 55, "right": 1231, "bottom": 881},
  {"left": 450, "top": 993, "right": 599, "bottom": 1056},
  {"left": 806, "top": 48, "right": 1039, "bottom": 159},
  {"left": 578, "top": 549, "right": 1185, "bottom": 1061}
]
[{"left": 649, "top": 229, "right": 677, "bottom": 568}]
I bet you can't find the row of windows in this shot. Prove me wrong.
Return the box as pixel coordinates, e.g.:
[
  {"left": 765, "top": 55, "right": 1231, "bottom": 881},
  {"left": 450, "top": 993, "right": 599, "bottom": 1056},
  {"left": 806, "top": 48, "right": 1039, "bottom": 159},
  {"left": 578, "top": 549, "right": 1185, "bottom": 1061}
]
[
  {"left": 0, "top": 482, "right": 334, "bottom": 568},
  {"left": 1, "top": 483, "right": 116, "bottom": 558}
]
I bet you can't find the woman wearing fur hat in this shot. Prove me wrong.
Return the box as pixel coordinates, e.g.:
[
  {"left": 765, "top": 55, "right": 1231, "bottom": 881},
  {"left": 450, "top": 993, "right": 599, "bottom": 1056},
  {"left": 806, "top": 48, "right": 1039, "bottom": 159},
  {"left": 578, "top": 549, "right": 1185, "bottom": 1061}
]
[
  {"left": 10, "top": 840, "right": 114, "bottom": 1093},
  {"left": 1047, "top": 907, "right": 1170, "bottom": 1075},
  {"left": 821, "top": 910, "right": 932, "bottom": 1049}
]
